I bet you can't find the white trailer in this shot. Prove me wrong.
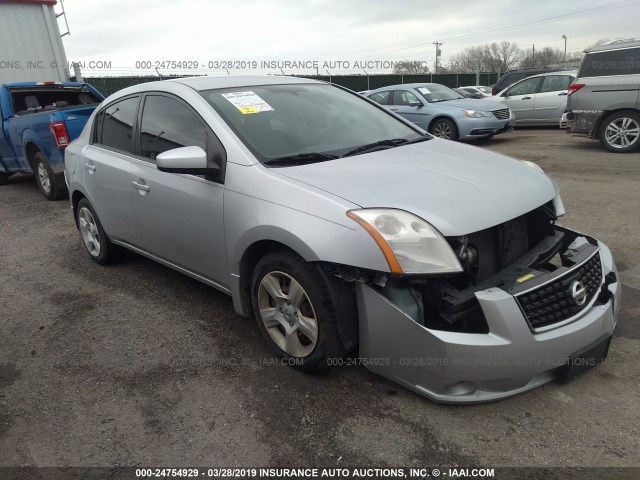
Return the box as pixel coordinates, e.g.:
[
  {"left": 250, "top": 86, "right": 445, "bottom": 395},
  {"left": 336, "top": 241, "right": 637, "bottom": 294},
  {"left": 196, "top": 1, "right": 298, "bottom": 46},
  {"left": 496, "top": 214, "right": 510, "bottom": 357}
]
[{"left": 0, "top": 0, "right": 69, "bottom": 83}]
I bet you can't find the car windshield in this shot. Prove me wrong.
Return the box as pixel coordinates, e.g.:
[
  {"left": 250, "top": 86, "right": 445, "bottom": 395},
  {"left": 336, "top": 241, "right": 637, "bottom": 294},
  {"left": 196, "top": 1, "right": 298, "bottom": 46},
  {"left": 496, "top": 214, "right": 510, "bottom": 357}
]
[
  {"left": 476, "top": 86, "right": 491, "bottom": 94},
  {"left": 201, "top": 84, "right": 425, "bottom": 164},
  {"left": 415, "top": 84, "right": 464, "bottom": 102}
]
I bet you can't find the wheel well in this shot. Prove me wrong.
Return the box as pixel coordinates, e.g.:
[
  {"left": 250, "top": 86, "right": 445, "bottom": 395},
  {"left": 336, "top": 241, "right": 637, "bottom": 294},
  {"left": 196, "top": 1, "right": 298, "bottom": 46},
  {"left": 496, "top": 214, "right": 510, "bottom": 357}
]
[
  {"left": 428, "top": 115, "right": 455, "bottom": 132},
  {"left": 25, "top": 143, "right": 41, "bottom": 169},
  {"left": 71, "top": 190, "right": 86, "bottom": 228},
  {"left": 237, "top": 240, "right": 299, "bottom": 317}
]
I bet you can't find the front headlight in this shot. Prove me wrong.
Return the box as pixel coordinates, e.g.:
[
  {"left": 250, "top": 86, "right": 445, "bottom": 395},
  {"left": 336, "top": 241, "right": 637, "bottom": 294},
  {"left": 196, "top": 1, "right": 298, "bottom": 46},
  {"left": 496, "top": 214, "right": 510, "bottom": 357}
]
[
  {"left": 347, "top": 209, "right": 463, "bottom": 274},
  {"left": 463, "top": 109, "right": 492, "bottom": 118}
]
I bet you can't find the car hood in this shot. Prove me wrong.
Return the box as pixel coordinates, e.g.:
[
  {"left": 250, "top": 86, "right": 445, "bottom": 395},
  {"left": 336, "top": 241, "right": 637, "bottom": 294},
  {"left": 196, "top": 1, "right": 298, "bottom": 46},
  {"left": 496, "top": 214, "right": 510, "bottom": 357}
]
[
  {"left": 435, "top": 98, "right": 505, "bottom": 111},
  {"left": 272, "top": 139, "right": 557, "bottom": 236}
]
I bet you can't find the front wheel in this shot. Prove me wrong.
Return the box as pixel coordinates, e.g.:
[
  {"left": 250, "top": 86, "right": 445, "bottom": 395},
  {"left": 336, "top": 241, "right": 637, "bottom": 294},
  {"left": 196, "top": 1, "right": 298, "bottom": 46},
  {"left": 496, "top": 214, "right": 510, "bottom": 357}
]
[
  {"left": 251, "top": 251, "right": 348, "bottom": 371},
  {"left": 430, "top": 118, "right": 459, "bottom": 141},
  {"left": 598, "top": 111, "right": 640, "bottom": 153},
  {"left": 33, "top": 151, "right": 67, "bottom": 200}
]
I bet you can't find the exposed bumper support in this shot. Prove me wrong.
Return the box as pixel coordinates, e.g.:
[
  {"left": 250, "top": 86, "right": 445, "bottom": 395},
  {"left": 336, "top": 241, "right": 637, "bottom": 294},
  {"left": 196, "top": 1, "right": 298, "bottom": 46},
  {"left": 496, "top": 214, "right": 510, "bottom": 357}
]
[{"left": 356, "top": 237, "right": 619, "bottom": 403}]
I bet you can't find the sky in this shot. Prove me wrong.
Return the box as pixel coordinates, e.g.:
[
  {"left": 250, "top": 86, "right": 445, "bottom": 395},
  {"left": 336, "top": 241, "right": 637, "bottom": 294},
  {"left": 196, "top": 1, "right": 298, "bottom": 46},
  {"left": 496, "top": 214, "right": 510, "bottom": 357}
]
[{"left": 57, "top": 0, "right": 640, "bottom": 76}]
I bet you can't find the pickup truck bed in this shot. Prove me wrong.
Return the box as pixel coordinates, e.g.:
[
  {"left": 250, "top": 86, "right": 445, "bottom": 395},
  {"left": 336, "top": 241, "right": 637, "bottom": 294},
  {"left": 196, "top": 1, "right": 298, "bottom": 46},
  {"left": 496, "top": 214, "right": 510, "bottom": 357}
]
[{"left": 0, "top": 82, "right": 104, "bottom": 199}]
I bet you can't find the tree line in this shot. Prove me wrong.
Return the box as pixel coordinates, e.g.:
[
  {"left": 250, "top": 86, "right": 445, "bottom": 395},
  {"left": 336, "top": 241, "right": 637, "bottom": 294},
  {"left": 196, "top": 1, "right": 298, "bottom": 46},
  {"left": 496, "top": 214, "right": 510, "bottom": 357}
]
[{"left": 393, "top": 39, "right": 610, "bottom": 74}]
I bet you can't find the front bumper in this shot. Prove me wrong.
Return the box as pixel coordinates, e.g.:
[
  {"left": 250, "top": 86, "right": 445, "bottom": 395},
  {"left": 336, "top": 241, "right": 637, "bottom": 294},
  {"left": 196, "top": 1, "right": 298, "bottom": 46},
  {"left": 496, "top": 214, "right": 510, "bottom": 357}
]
[
  {"left": 459, "top": 114, "right": 516, "bottom": 140},
  {"left": 356, "top": 237, "right": 620, "bottom": 403}
]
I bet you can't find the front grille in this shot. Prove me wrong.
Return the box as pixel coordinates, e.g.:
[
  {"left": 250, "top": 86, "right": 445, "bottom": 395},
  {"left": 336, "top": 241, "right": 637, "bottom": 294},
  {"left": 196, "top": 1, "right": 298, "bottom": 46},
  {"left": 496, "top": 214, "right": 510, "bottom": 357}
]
[
  {"left": 516, "top": 252, "right": 602, "bottom": 330},
  {"left": 492, "top": 108, "right": 511, "bottom": 120}
]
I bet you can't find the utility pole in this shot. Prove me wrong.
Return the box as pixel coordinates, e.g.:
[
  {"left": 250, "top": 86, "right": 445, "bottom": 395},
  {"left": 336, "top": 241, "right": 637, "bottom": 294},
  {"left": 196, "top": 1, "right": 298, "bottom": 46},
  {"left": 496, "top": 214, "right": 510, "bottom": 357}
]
[
  {"left": 532, "top": 44, "right": 535, "bottom": 66},
  {"left": 562, "top": 35, "right": 567, "bottom": 66},
  {"left": 433, "top": 41, "right": 443, "bottom": 74}
]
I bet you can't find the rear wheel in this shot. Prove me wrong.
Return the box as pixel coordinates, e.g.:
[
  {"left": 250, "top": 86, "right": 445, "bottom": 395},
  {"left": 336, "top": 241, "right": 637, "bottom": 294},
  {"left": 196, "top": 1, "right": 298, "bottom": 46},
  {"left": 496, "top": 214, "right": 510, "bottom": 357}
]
[
  {"left": 76, "top": 198, "right": 120, "bottom": 265},
  {"left": 251, "top": 251, "right": 347, "bottom": 371},
  {"left": 430, "top": 118, "right": 459, "bottom": 141},
  {"left": 33, "top": 151, "right": 67, "bottom": 200},
  {"left": 598, "top": 111, "right": 640, "bottom": 153}
]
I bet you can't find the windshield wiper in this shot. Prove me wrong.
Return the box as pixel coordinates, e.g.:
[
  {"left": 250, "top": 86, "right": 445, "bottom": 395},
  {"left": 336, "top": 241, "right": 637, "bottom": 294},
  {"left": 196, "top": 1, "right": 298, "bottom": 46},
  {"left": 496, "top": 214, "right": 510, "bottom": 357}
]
[
  {"left": 264, "top": 152, "right": 339, "bottom": 167},
  {"left": 342, "top": 136, "right": 429, "bottom": 158}
]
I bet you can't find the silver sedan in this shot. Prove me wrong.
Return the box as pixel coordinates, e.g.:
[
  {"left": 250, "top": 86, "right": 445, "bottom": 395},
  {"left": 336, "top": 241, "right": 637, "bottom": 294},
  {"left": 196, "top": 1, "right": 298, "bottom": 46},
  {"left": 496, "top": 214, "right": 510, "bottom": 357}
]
[
  {"left": 64, "top": 76, "right": 619, "bottom": 403},
  {"left": 366, "top": 83, "right": 515, "bottom": 141}
]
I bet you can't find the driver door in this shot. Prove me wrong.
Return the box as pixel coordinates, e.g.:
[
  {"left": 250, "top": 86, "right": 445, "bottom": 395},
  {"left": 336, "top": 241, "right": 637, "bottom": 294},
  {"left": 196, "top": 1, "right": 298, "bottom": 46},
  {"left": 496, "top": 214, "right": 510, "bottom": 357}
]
[{"left": 500, "top": 76, "right": 542, "bottom": 122}]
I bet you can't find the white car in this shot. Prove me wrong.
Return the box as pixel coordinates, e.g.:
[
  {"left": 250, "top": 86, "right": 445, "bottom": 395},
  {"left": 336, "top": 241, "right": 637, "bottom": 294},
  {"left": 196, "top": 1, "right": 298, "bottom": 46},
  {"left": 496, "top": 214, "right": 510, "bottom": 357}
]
[
  {"left": 458, "top": 86, "right": 492, "bottom": 97},
  {"left": 490, "top": 71, "right": 577, "bottom": 125}
]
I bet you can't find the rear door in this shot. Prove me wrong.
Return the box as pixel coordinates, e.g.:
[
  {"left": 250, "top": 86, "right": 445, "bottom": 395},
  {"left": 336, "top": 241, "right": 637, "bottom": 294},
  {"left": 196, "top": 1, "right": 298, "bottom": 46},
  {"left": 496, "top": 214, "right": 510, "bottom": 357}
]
[
  {"left": 499, "top": 76, "right": 542, "bottom": 122},
  {"left": 83, "top": 95, "right": 140, "bottom": 244},
  {"left": 533, "top": 74, "right": 574, "bottom": 122},
  {"left": 388, "top": 89, "right": 428, "bottom": 129},
  {"left": 129, "top": 93, "right": 228, "bottom": 285}
]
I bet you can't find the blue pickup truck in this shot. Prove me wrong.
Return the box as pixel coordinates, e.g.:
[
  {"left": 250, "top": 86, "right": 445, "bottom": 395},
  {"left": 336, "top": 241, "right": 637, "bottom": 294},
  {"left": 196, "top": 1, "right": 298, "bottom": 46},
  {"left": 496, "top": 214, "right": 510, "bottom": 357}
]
[{"left": 0, "top": 81, "right": 104, "bottom": 199}]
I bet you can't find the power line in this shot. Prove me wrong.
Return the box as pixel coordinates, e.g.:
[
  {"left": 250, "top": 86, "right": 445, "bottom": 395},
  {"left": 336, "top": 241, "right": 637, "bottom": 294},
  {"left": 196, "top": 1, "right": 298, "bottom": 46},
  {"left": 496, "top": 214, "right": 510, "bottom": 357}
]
[{"left": 357, "top": 0, "right": 638, "bottom": 60}]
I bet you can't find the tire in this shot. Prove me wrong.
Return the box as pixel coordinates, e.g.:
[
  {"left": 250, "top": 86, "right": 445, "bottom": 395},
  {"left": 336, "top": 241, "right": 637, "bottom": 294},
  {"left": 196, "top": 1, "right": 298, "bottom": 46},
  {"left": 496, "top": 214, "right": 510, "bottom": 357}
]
[
  {"left": 76, "top": 198, "right": 120, "bottom": 265},
  {"left": 33, "top": 151, "right": 67, "bottom": 200},
  {"left": 250, "top": 250, "right": 347, "bottom": 372},
  {"left": 430, "top": 118, "right": 459, "bottom": 141},
  {"left": 598, "top": 111, "right": 640, "bottom": 153}
]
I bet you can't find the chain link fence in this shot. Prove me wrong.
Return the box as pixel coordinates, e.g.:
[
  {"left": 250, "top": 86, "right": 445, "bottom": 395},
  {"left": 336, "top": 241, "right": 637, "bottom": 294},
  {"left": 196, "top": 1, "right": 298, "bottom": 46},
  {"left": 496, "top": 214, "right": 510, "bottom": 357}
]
[{"left": 78, "top": 73, "right": 501, "bottom": 97}]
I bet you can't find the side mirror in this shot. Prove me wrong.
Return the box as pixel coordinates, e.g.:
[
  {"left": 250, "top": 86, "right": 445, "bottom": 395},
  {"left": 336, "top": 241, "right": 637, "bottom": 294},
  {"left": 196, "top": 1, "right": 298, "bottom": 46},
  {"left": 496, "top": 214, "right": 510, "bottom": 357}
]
[
  {"left": 408, "top": 101, "right": 423, "bottom": 107},
  {"left": 156, "top": 146, "right": 220, "bottom": 175}
]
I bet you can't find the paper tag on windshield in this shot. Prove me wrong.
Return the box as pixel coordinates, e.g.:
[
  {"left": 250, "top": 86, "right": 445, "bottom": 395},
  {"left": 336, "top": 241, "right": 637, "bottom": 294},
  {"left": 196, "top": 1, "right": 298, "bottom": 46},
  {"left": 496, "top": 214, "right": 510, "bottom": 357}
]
[
  {"left": 418, "top": 87, "right": 431, "bottom": 94},
  {"left": 221, "top": 91, "right": 274, "bottom": 114}
]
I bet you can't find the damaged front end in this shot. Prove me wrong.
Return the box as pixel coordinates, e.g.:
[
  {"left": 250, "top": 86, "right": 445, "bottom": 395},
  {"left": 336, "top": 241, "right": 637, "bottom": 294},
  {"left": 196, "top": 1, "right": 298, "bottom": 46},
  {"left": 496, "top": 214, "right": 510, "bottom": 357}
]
[{"left": 340, "top": 202, "right": 620, "bottom": 403}]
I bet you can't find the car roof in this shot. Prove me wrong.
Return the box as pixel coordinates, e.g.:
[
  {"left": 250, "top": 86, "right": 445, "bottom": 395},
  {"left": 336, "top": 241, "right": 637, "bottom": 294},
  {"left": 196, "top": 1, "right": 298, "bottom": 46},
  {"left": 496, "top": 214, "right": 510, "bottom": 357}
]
[
  {"left": 584, "top": 38, "right": 640, "bottom": 53},
  {"left": 168, "top": 75, "right": 322, "bottom": 90}
]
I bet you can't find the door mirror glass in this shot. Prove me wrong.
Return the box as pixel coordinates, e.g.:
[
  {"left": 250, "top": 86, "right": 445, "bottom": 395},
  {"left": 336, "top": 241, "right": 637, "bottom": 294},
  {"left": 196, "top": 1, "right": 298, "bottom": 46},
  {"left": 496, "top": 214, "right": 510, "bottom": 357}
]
[{"left": 408, "top": 100, "right": 423, "bottom": 107}]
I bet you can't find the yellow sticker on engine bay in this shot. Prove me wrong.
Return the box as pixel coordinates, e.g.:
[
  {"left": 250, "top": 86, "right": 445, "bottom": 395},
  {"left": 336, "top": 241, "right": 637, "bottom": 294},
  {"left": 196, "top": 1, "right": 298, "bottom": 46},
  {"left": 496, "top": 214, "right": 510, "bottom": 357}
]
[{"left": 516, "top": 273, "right": 536, "bottom": 283}]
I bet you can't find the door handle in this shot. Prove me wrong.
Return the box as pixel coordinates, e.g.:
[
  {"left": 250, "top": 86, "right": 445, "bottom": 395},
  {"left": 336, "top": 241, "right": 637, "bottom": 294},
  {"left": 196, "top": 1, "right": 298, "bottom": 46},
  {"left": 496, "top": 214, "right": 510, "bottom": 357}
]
[
  {"left": 84, "top": 162, "right": 96, "bottom": 172},
  {"left": 558, "top": 92, "right": 567, "bottom": 96},
  {"left": 132, "top": 181, "right": 150, "bottom": 192},
  {"left": 522, "top": 97, "right": 532, "bottom": 100}
]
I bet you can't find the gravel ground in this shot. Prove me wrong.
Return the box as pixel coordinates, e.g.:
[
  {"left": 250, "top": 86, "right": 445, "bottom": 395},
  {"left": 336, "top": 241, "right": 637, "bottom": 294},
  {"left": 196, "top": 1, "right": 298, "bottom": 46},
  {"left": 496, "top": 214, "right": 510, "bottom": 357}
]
[{"left": 0, "top": 128, "right": 638, "bottom": 473}]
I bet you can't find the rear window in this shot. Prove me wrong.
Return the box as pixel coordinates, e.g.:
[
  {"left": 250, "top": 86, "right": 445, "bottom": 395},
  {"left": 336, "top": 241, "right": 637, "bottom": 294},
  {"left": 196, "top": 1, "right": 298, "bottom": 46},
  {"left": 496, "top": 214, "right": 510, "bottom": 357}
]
[
  {"left": 580, "top": 47, "right": 640, "bottom": 77},
  {"left": 10, "top": 88, "right": 101, "bottom": 114}
]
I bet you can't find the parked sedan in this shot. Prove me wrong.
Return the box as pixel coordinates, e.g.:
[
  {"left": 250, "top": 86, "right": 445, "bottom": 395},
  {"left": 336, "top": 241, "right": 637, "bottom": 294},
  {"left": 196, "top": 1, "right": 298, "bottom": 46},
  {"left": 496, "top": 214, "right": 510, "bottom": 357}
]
[
  {"left": 65, "top": 76, "right": 619, "bottom": 403},
  {"left": 491, "top": 71, "right": 577, "bottom": 125},
  {"left": 459, "top": 85, "right": 493, "bottom": 97},
  {"left": 366, "top": 83, "right": 515, "bottom": 141}
]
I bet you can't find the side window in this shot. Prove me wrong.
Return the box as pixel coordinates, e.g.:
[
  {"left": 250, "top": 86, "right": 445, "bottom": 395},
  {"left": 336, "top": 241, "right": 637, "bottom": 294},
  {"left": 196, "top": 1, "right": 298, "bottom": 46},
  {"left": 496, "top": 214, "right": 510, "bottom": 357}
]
[
  {"left": 391, "top": 90, "right": 420, "bottom": 106},
  {"left": 507, "top": 77, "right": 541, "bottom": 96},
  {"left": 96, "top": 96, "right": 139, "bottom": 154},
  {"left": 368, "top": 91, "right": 391, "bottom": 105},
  {"left": 140, "top": 95, "right": 207, "bottom": 161},
  {"left": 540, "top": 75, "right": 573, "bottom": 93}
]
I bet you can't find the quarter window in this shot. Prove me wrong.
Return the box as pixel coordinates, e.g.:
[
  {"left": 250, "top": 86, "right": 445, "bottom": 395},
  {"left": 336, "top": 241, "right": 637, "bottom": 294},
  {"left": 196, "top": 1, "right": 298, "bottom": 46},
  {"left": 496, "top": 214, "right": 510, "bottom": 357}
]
[
  {"left": 96, "top": 96, "right": 139, "bottom": 154},
  {"left": 140, "top": 95, "right": 207, "bottom": 161}
]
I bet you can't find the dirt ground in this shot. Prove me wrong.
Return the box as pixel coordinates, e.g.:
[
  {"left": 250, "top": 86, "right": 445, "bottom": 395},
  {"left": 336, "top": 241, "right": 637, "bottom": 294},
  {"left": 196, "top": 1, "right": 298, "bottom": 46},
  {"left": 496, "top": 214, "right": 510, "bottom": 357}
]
[{"left": 1, "top": 128, "right": 638, "bottom": 472}]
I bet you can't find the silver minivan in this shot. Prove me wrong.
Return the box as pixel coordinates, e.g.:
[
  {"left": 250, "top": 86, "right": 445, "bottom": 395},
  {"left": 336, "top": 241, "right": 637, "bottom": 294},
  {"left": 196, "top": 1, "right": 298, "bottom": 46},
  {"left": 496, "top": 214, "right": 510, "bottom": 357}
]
[
  {"left": 563, "top": 38, "right": 640, "bottom": 152},
  {"left": 65, "top": 76, "right": 620, "bottom": 403}
]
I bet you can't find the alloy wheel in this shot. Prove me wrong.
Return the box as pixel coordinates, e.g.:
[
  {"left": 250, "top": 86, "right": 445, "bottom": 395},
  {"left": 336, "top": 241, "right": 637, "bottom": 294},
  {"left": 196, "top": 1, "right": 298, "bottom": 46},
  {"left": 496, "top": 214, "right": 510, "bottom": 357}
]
[
  {"left": 78, "top": 207, "right": 101, "bottom": 257},
  {"left": 257, "top": 271, "right": 318, "bottom": 358},
  {"left": 37, "top": 162, "right": 51, "bottom": 194},
  {"left": 605, "top": 117, "right": 640, "bottom": 150}
]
